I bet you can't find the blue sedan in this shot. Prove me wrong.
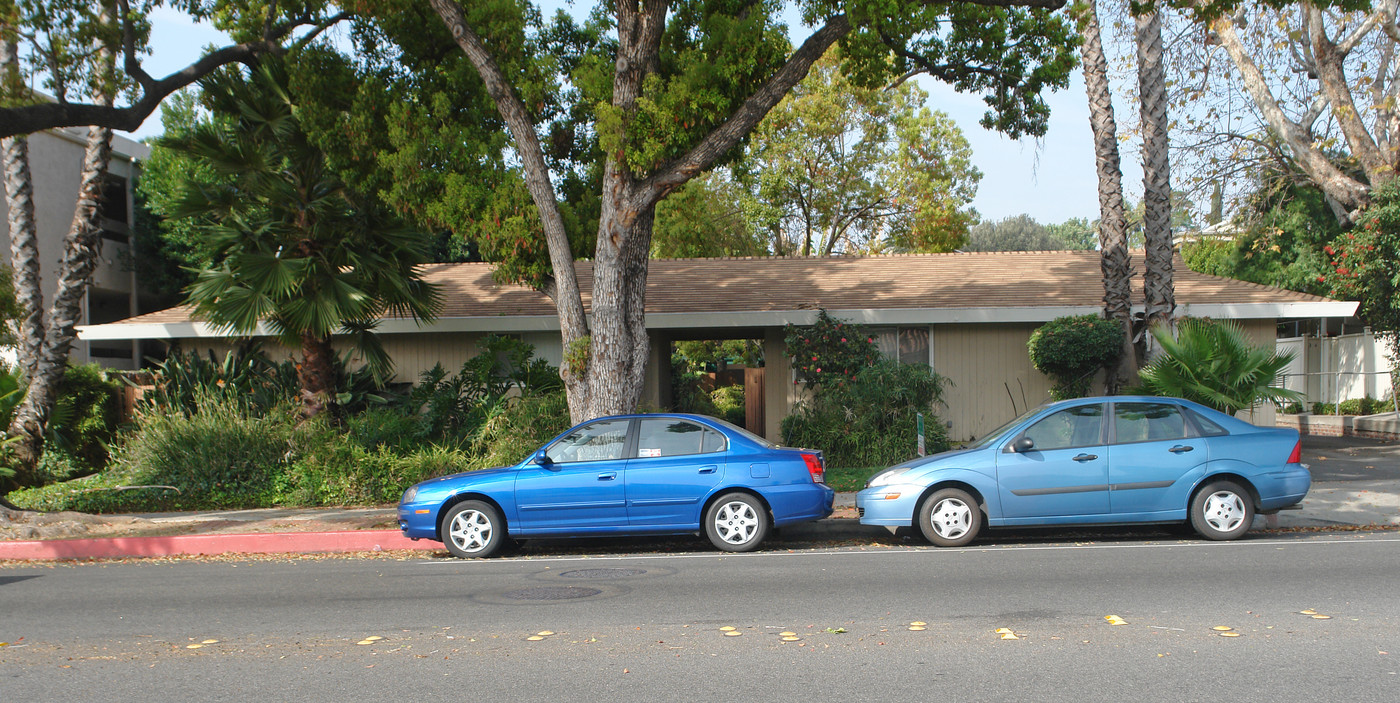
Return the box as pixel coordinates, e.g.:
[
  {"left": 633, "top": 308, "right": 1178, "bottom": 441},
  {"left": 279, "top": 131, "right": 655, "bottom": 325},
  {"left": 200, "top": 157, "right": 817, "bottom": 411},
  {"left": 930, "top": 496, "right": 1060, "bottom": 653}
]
[
  {"left": 857, "top": 396, "right": 1310, "bottom": 546},
  {"left": 399, "top": 413, "right": 835, "bottom": 557}
]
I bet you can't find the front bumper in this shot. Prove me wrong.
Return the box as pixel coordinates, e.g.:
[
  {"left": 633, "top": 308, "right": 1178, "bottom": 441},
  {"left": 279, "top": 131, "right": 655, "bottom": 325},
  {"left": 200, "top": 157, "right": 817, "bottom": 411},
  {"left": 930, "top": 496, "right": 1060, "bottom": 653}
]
[
  {"left": 398, "top": 501, "right": 441, "bottom": 541},
  {"left": 856, "top": 485, "right": 922, "bottom": 527}
]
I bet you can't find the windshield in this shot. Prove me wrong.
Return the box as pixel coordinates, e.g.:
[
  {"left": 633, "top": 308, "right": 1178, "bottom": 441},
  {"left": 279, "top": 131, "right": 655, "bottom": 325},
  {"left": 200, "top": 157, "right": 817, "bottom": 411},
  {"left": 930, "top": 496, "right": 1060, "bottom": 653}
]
[{"left": 967, "top": 403, "right": 1049, "bottom": 448}]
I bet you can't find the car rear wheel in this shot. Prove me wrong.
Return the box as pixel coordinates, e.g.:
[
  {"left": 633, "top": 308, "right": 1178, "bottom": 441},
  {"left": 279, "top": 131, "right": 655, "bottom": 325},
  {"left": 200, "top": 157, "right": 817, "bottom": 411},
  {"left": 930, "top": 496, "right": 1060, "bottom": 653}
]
[
  {"left": 704, "top": 492, "right": 769, "bottom": 552},
  {"left": 1190, "top": 480, "right": 1254, "bottom": 541},
  {"left": 441, "top": 500, "right": 505, "bottom": 558},
  {"left": 918, "top": 488, "right": 981, "bottom": 547}
]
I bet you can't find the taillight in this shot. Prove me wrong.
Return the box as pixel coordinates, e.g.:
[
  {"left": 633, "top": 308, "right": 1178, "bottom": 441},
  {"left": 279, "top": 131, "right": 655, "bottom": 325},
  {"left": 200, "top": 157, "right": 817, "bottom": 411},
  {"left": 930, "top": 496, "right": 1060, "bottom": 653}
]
[
  {"left": 1287, "top": 440, "right": 1302, "bottom": 464},
  {"left": 802, "top": 453, "right": 825, "bottom": 484}
]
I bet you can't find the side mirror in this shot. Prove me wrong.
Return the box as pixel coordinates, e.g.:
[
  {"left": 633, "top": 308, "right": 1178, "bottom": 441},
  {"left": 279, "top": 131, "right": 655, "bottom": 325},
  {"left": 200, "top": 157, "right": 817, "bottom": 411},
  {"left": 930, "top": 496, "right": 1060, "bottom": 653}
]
[
  {"left": 1012, "top": 437, "right": 1035, "bottom": 453},
  {"left": 534, "top": 449, "right": 553, "bottom": 466}
]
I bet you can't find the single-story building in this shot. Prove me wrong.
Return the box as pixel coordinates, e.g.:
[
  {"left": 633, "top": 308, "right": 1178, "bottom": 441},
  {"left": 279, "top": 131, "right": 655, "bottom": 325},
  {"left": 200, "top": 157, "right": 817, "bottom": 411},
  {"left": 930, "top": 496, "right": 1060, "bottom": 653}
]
[{"left": 77, "top": 251, "right": 1358, "bottom": 442}]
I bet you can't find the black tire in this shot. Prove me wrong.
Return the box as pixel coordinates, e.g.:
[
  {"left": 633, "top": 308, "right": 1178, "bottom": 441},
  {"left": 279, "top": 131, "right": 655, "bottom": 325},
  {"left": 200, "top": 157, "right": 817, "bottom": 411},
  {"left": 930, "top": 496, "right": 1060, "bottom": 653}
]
[
  {"left": 704, "top": 492, "right": 770, "bottom": 552},
  {"left": 440, "top": 500, "right": 506, "bottom": 558},
  {"left": 1190, "top": 480, "right": 1254, "bottom": 541},
  {"left": 917, "top": 488, "right": 981, "bottom": 547}
]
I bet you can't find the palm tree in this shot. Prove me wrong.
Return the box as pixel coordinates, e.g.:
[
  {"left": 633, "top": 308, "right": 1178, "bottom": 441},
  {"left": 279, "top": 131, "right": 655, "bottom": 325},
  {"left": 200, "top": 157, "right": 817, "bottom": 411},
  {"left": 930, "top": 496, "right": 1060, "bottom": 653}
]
[
  {"left": 1076, "top": 0, "right": 1137, "bottom": 392},
  {"left": 163, "top": 58, "right": 442, "bottom": 418},
  {"left": 1136, "top": 319, "right": 1302, "bottom": 415},
  {"left": 1135, "top": 8, "right": 1174, "bottom": 330}
]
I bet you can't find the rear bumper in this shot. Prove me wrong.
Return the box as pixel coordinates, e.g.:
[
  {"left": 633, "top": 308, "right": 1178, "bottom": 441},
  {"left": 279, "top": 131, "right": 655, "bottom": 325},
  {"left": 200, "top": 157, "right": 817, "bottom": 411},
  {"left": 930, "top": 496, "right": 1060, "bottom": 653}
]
[{"left": 1256, "top": 464, "right": 1312, "bottom": 511}]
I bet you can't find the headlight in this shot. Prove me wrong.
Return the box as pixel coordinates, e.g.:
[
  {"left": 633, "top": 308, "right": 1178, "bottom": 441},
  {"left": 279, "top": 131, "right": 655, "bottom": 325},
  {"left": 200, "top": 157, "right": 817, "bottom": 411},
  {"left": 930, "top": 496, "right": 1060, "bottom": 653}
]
[
  {"left": 867, "top": 468, "right": 912, "bottom": 488},
  {"left": 401, "top": 485, "right": 418, "bottom": 504}
]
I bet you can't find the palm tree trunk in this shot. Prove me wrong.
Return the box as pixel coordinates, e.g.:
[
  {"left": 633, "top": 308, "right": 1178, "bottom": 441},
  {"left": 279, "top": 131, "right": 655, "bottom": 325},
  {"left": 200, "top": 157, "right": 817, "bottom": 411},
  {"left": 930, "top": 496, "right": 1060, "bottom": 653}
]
[
  {"left": 5, "top": 121, "right": 114, "bottom": 488},
  {"left": 1078, "top": 0, "right": 1137, "bottom": 392},
  {"left": 298, "top": 332, "right": 338, "bottom": 419},
  {"left": 1, "top": 39, "right": 43, "bottom": 377},
  {"left": 1136, "top": 8, "right": 1175, "bottom": 335}
]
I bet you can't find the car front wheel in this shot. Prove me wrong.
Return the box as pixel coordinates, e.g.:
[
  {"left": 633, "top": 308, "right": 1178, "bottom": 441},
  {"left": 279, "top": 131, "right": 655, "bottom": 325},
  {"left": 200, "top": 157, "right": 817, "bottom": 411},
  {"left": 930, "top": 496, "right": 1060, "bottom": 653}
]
[
  {"left": 918, "top": 488, "right": 981, "bottom": 547},
  {"left": 704, "top": 492, "right": 769, "bottom": 552},
  {"left": 441, "top": 500, "right": 505, "bottom": 558},
  {"left": 1190, "top": 480, "right": 1254, "bottom": 541}
]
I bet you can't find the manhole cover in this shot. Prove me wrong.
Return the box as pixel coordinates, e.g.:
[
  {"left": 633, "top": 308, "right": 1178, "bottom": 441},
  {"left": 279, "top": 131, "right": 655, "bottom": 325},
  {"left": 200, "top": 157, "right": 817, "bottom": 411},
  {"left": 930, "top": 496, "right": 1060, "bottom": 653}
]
[
  {"left": 503, "top": 586, "right": 603, "bottom": 601},
  {"left": 559, "top": 568, "right": 648, "bottom": 579}
]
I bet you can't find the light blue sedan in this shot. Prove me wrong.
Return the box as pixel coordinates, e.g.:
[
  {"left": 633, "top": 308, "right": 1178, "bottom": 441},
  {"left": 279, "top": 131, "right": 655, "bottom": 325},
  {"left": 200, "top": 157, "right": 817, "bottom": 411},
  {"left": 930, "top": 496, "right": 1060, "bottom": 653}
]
[{"left": 857, "top": 396, "right": 1310, "bottom": 546}]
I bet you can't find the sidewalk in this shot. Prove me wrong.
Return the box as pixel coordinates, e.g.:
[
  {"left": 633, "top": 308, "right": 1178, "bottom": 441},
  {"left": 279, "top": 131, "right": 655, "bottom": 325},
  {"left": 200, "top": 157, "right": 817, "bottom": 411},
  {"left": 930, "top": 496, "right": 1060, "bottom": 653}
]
[{"left": 3, "top": 482, "right": 1397, "bottom": 562}]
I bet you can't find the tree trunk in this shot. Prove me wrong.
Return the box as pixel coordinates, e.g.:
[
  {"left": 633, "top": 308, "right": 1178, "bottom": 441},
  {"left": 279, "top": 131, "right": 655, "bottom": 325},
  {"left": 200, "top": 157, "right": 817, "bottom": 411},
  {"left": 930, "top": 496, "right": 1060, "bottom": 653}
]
[
  {"left": 298, "top": 332, "right": 338, "bottom": 419},
  {"left": 1, "top": 39, "right": 43, "bottom": 377},
  {"left": 1078, "top": 0, "right": 1137, "bottom": 393},
  {"left": 430, "top": 0, "right": 847, "bottom": 424},
  {"left": 4, "top": 122, "right": 113, "bottom": 491},
  {"left": 1136, "top": 9, "right": 1175, "bottom": 333}
]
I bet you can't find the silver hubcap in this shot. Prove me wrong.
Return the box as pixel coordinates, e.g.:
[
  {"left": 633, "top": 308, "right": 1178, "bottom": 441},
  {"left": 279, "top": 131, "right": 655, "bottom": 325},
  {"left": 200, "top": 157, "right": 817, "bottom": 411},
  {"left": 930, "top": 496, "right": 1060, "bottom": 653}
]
[
  {"left": 714, "top": 501, "right": 760, "bottom": 545},
  {"left": 1202, "top": 491, "right": 1246, "bottom": 533},
  {"left": 930, "top": 498, "right": 971, "bottom": 539},
  {"left": 449, "top": 509, "right": 493, "bottom": 553}
]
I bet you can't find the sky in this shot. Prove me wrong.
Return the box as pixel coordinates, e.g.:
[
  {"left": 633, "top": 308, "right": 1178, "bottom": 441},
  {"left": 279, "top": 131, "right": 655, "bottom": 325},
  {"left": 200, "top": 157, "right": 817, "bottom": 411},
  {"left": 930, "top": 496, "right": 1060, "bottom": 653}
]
[{"left": 132, "top": 5, "right": 1145, "bottom": 226}]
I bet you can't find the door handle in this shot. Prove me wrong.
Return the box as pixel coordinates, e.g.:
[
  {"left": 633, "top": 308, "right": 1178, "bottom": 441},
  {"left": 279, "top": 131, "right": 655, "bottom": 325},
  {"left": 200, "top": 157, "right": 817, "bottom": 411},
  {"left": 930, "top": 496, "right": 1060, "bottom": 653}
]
[
  {"left": 1073, "top": 453, "right": 1098, "bottom": 462},
  {"left": 698, "top": 465, "right": 717, "bottom": 474},
  {"left": 597, "top": 472, "right": 617, "bottom": 481},
  {"left": 1169, "top": 445, "right": 1194, "bottom": 454}
]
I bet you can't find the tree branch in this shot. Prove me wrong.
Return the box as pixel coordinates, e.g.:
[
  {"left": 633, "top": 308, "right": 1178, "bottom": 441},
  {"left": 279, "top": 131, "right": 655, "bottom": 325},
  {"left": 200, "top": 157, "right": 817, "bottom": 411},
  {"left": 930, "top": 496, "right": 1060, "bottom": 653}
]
[{"left": 0, "top": 11, "right": 349, "bottom": 138}]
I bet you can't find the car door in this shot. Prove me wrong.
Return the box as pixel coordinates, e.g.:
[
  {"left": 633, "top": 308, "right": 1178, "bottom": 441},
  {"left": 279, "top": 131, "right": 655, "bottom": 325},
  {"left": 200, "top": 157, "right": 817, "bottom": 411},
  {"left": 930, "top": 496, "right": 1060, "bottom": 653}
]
[
  {"left": 996, "top": 403, "right": 1110, "bottom": 519},
  {"left": 513, "top": 418, "right": 632, "bottom": 532},
  {"left": 1107, "top": 401, "right": 1207, "bottom": 515},
  {"left": 625, "top": 417, "right": 727, "bottom": 527}
]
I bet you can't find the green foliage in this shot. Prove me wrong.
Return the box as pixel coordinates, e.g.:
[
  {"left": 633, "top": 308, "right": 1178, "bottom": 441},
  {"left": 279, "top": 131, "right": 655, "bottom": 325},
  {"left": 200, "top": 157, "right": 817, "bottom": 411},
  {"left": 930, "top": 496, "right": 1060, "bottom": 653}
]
[
  {"left": 51, "top": 364, "right": 123, "bottom": 473},
  {"left": 1337, "top": 396, "right": 1388, "bottom": 416},
  {"left": 1325, "top": 179, "right": 1400, "bottom": 344},
  {"left": 710, "top": 385, "right": 746, "bottom": 426},
  {"left": 1135, "top": 318, "right": 1303, "bottom": 414},
  {"left": 736, "top": 49, "right": 980, "bottom": 256},
  {"left": 1045, "top": 217, "right": 1097, "bottom": 250},
  {"left": 403, "top": 335, "right": 563, "bottom": 446},
  {"left": 652, "top": 174, "right": 768, "bottom": 258},
  {"left": 965, "top": 214, "right": 1070, "bottom": 251},
  {"left": 782, "top": 359, "right": 950, "bottom": 469},
  {"left": 1027, "top": 315, "right": 1124, "bottom": 399},
  {"left": 142, "top": 346, "right": 301, "bottom": 415},
  {"left": 159, "top": 56, "right": 442, "bottom": 387},
  {"left": 465, "top": 392, "right": 572, "bottom": 470},
  {"left": 784, "top": 310, "right": 882, "bottom": 389},
  {"left": 1180, "top": 176, "right": 1340, "bottom": 296}
]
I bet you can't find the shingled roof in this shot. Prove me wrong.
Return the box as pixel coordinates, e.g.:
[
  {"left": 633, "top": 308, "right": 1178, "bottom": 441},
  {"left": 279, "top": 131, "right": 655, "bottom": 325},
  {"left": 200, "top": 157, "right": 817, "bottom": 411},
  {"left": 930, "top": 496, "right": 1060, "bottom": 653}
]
[{"left": 81, "top": 252, "right": 1355, "bottom": 340}]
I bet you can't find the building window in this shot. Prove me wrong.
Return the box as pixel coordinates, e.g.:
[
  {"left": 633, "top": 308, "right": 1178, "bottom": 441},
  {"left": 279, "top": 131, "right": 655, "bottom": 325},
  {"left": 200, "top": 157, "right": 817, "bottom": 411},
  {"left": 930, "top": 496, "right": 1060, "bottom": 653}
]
[
  {"left": 100, "top": 175, "right": 129, "bottom": 223},
  {"left": 873, "top": 326, "right": 931, "bottom": 366}
]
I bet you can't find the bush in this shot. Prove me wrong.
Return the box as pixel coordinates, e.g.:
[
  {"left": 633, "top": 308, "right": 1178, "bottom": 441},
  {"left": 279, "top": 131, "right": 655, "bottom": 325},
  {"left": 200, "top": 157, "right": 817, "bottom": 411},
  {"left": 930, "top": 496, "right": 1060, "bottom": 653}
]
[
  {"left": 142, "top": 346, "right": 300, "bottom": 415},
  {"left": 467, "top": 392, "right": 572, "bottom": 470},
  {"left": 276, "top": 430, "right": 469, "bottom": 506},
  {"left": 1136, "top": 318, "right": 1301, "bottom": 414},
  {"left": 1028, "top": 315, "right": 1123, "bottom": 400},
  {"left": 711, "top": 385, "right": 745, "bottom": 426},
  {"left": 402, "top": 335, "right": 562, "bottom": 447},
  {"left": 782, "top": 359, "right": 950, "bottom": 469},
  {"left": 52, "top": 364, "right": 124, "bottom": 473},
  {"left": 784, "top": 309, "right": 881, "bottom": 389}
]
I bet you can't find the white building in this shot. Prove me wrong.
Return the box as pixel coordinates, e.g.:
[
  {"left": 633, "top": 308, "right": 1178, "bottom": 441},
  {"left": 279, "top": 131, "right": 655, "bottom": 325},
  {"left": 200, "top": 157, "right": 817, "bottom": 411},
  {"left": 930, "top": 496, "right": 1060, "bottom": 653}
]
[{"left": 1, "top": 128, "right": 150, "bottom": 370}]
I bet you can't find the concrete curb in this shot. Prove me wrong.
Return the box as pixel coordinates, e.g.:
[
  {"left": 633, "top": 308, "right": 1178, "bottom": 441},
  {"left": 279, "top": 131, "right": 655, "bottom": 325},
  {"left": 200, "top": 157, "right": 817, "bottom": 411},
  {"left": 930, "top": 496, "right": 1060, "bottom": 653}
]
[{"left": 0, "top": 529, "right": 437, "bottom": 561}]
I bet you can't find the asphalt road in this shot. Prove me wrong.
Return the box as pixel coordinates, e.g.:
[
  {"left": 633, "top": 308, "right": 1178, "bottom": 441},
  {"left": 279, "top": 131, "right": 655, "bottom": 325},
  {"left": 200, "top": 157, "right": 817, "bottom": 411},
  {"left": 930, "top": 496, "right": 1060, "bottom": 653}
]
[{"left": 4, "top": 532, "right": 1398, "bottom": 701}]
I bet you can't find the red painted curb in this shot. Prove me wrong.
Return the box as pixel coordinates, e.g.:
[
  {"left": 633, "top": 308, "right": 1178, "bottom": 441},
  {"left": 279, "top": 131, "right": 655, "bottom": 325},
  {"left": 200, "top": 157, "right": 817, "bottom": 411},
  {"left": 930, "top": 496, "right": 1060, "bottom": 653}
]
[{"left": 0, "top": 529, "right": 441, "bottom": 561}]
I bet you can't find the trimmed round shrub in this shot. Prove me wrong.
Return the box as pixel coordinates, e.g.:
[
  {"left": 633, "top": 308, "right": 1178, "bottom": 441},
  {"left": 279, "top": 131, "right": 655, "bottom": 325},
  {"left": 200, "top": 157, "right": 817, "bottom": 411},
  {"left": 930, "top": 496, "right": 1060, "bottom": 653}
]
[{"left": 1028, "top": 315, "right": 1124, "bottom": 399}]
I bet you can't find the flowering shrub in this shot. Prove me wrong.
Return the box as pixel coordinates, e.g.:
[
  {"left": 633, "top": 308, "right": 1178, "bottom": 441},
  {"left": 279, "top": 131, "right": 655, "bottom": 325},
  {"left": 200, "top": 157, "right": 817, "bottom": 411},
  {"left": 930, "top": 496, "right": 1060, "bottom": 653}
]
[
  {"left": 784, "top": 310, "right": 882, "bottom": 388},
  {"left": 1323, "top": 179, "right": 1400, "bottom": 347}
]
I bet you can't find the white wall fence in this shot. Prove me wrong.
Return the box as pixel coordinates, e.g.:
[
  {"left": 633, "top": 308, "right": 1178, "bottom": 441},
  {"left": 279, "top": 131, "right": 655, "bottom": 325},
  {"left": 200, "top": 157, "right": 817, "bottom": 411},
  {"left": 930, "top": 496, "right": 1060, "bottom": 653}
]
[{"left": 1277, "top": 331, "right": 1397, "bottom": 407}]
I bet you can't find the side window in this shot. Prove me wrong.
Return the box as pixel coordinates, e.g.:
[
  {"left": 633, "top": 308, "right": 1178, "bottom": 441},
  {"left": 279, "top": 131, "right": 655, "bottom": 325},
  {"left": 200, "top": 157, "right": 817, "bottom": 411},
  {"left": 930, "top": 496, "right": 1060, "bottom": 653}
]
[
  {"left": 1114, "top": 402, "right": 1189, "bottom": 444},
  {"left": 1186, "top": 408, "right": 1229, "bottom": 437},
  {"left": 546, "top": 419, "right": 631, "bottom": 463},
  {"left": 636, "top": 418, "right": 725, "bottom": 458},
  {"left": 1020, "top": 404, "right": 1105, "bottom": 451}
]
